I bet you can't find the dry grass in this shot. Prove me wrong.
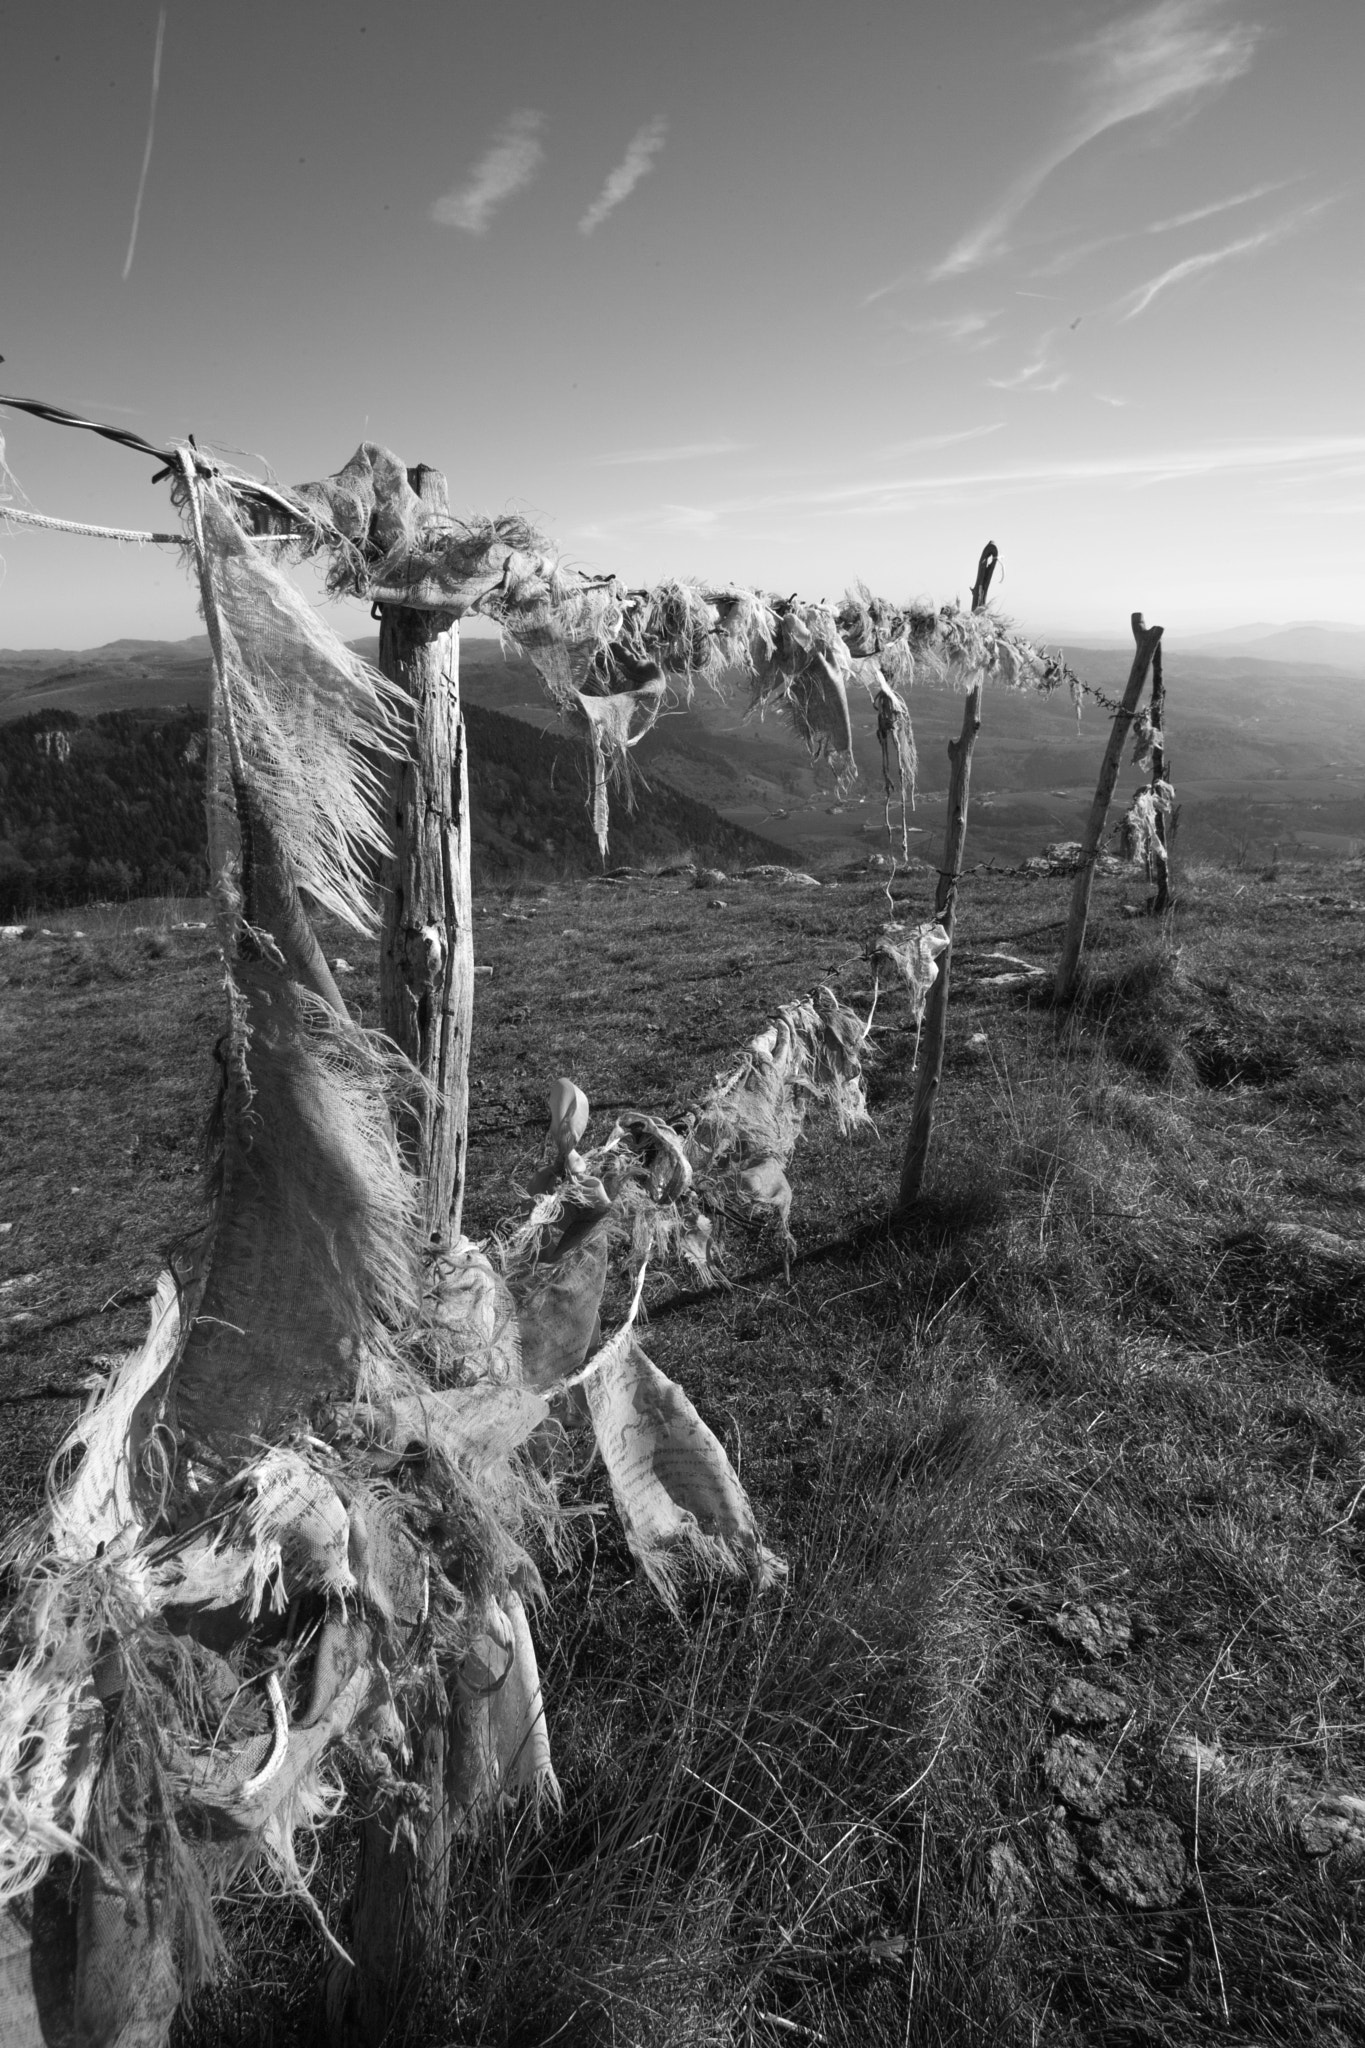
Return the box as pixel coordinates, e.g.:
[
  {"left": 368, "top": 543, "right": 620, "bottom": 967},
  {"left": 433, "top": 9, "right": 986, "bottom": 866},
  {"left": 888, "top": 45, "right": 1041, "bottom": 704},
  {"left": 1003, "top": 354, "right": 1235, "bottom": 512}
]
[{"left": 4, "top": 858, "right": 1365, "bottom": 2045}]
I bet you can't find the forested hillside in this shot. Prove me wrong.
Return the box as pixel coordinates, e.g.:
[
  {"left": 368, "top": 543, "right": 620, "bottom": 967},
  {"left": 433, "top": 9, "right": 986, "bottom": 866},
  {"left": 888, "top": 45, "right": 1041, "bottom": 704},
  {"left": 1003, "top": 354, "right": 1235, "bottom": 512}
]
[
  {"left": 0, "top": 700, "right": 788, "bottom": 916},
  {"left": 0, "top": 708, "right": 209, "bottom": 914}
]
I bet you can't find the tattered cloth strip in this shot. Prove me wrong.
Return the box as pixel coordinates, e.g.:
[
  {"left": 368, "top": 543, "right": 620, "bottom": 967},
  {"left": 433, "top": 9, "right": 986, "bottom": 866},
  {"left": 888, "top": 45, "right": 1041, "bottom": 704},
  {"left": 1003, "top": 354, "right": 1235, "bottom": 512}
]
[
  {"left": 857, "top": 669, "right": 918, "bottom": 860},
  {"left": 868, "top": 921, "right": 951, "bottom": 1028},
  {"left": 503, "top": 985, "right": 872, "bottom": 1291},
  {"left": 447, "top": 1588, "right": 559, "bottom": 1829},
  {"left": 1131, "top": 707, "right": 1164, "bottom": 773},
  {"left": 176, "top": 475, "right": 406, "bottom": 943},
  {"left": 1119, "top": 780, "right": 1175, "bottom": 874},
  {"left": 747, "top": 603, "right": 858, "bottom": 789},
  {"left": 574, "top": 672, "right": 667, "bottom": 857},
  {"left": 581, "top": 1328, "right": 785, "bottom": 1617}
]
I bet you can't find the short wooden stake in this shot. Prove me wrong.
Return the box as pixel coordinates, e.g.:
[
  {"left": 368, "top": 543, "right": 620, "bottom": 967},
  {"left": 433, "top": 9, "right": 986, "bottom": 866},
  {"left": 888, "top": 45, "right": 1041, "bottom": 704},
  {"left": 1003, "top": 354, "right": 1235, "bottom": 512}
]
[
  {"left": 375, "top": 463, "right": 474, "bottom": 1245},
  {"left": 895, "top": 681, "right": 983, "bottom": 1215},
  {"left": 1054, "top": 613, "right": 1164, "bottom": 1003}
]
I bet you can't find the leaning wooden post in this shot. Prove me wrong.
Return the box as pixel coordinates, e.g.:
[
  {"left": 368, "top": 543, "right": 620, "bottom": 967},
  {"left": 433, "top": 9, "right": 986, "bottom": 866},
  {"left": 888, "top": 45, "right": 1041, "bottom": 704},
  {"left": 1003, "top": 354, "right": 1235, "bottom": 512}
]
[
  {"left": 1054, "top": 613, "right": 1164, "bottom": 1002},
  {"left": 894, "top": 541, "right": 996, "bottom": 1215},
  {"left": 375, "top": 464, "right": 474, "bottom": 1245},
  {"left": 895, "top": 682, "right": 983, "bottom": 1214},
  {"left": 1148, "top": 640, "right": 1171, "bottom": 915}
]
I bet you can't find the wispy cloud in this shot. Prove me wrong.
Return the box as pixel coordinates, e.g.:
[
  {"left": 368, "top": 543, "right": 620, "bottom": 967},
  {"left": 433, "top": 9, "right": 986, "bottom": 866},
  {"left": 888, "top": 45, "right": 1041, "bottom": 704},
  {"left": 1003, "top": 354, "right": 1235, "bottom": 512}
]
[
  {"left": 1120, "top": 200, "right": 1331, "bottom": 317},
  {"left": 655, "top": 503, "right": 720, "bottom": 532},
  {"left": 987, "top": 331, "right": 1070, "bottom": 393},
  {"left": 1147, "top": 178, "right": 1294, "bottom": 233},
  {"left": 879, "top": 424, "right": 1005, "bottom": 457},
  {"left": 1027, "top": 178, "right": 1296, "bottom": 281},
  {"left": 651, "top": 437, "right": 1365, "bottom": 530},
  {"left": 988, "top": 364, "right": 1069, "bottom": 394},
  {"left": 579, "top": 116, "right": 668, "bottom": 235},
  {"left": 760, "top": 437, "right": 1365, "bottom": 516},
  {"left": 431, "top": 110, "right": 545, "bottom": 233},
  {"left": 889, "top": 310, "right": 1001, "bottom": 346},
  {"left": 591, "top": 438, "right": 745, "bottom": 468},
  {"left": 932, "top": 1, "right": 1261, "bottom": 278}
]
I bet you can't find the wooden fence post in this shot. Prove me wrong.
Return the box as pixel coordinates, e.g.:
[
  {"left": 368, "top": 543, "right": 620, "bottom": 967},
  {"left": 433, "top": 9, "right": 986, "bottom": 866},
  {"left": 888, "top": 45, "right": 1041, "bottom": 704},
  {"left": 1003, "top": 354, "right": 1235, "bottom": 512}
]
[
  {"left": 375, "top": 464, "right": 474, "bottom": 1246},
  {"left": 338, "top": 468, "right": 472, "bottom": 2041},
  {"left": 1148, "top": 640, "right": 1171, "bottom": 915},
  {"left": 895, "top": 683, "right": 983, "bottom": 1215},
  {"left": 893, "top": 541, "right": 996, "bottom": 1216},
  {"left": 1054, "top": 613, "right": 1164, "bottom": 1002},
  {"left": 336, "top": 1690, "right": 453, "bottom": 2045}
]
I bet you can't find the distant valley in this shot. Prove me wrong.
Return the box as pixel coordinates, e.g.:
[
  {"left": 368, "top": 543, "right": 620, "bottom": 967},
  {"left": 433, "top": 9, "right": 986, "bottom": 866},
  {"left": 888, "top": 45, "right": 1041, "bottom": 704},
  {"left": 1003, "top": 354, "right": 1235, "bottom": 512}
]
[{"left": 1, "top": 625, "right": 1362, "bottom": 883}]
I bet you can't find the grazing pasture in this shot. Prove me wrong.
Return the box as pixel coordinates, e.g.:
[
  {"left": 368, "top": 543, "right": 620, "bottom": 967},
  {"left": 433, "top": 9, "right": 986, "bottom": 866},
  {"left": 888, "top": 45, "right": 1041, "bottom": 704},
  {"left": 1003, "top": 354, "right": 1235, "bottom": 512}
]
[{"left": 4, "top": 851, "right": 1363, "bottom": 2046}]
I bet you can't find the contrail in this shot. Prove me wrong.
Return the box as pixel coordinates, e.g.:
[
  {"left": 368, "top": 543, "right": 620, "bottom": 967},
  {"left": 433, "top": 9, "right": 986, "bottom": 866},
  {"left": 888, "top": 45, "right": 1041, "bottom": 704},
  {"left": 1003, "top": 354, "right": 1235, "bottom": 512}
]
[{"left": 123, "top": 7, "right": 167, "bottom": 281}]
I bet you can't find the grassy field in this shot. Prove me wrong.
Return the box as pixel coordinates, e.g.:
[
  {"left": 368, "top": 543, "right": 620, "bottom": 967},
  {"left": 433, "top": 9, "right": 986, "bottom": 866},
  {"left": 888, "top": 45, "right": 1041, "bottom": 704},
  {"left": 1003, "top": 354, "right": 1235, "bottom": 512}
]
[{"left": 2, "top": 850, "right": 1364, "bottom": 2046}]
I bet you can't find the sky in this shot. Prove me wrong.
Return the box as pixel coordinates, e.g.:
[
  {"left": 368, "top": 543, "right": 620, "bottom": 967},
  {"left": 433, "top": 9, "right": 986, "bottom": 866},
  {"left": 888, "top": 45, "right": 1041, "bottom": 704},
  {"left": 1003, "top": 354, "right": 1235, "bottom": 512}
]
[{"left": 0, "top": 0, "right": 1361, "bottom": 647}]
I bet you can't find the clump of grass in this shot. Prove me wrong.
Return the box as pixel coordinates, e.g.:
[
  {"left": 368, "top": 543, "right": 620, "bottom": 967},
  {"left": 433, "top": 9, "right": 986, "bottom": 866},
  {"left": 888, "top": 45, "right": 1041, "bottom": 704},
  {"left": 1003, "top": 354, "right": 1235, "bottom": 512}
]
[
  {"left": 388, "top": 1391, "right": 1026, "bottom": 2048},
  {"left": 1077, "top": 934, "right": 1193, "bottom": 1082}
]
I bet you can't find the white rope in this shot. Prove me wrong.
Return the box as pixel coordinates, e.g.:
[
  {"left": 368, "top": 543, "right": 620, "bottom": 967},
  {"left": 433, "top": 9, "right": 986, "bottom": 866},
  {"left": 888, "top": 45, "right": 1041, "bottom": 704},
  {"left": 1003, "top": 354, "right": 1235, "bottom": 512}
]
[{"left": 0, "top": 504, "right": 184, "bottom": 544}]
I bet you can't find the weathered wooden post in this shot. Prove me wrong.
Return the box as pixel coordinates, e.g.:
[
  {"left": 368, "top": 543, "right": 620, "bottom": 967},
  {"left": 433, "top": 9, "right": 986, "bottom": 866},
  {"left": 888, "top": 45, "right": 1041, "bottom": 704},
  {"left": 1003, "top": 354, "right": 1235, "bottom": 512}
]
[
  {"left": 1054, "top": 613, "right": 1164, "bottom": 1002},
  {"left": 375, "top": 463, "right": 474, "bottom": 1245},
  {"left": 337, "top": 1693, "right": 453, "bottom": 2045},
  {"left": 895, "top": 683, "right": 983, "bottom": 1215},
  {"left": 893, "top": 543, "right": 995, "bottom": 1215},
  {"left": 1148, "top": 640, "right": 1171, "bottom": 914},
  {"left": 337, "top": 467, "right": 472, "bottom": 2041}
]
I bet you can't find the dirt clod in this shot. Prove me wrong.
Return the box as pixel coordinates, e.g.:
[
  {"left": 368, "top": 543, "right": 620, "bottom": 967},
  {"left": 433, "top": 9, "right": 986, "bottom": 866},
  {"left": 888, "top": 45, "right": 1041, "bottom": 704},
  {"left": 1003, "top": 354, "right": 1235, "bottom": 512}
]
[
  {"left": 1050, "top": 1598, "right": 1133, "bottom": 1660},
  {"left": 1043, "top": 1733, "right": 1125, "bottom": 1819},
  {"left": 1296, "top": 1790, "right": 1365, "bottom": 1859},
  {"left": 1048, "top": 1677, "right": 1130, "bottom": 1728},
  {"left": 1079, "top": 1809, "right": 1189, "bottom": 1908},
  {"left": 1045, "top": 1812, "right": 1080, "bottom": 1882},
  {"left": 985, "top": 1839, "right": 1034, "bottom": 1919}
]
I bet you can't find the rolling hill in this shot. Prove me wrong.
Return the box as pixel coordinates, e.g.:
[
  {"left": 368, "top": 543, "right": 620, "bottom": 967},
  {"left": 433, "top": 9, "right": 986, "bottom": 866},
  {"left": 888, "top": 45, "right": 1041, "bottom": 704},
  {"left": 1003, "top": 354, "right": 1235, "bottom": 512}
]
[
  {"left": 2, "top": 626, "right": 1362, "bottom": 884},
  {"left": 0, "top": 693, "right": 791, "bottom": 918}
]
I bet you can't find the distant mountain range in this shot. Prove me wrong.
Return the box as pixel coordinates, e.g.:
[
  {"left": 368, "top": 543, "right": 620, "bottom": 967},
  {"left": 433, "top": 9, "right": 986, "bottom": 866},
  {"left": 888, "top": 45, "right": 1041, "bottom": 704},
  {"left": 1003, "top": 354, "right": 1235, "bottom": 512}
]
[
  {"left": 1178, "top": 622, "right": 1365, "bottom": 672},
  {"left": 1, "top": 624, "right": 1361, "bottom": 877},
  {"left": 1023, "top": 620, "right": 1365, "bottom": 674}
]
